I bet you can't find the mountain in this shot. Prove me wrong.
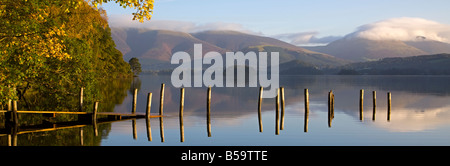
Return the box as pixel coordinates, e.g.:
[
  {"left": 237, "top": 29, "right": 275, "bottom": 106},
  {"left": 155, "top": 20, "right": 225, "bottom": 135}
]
[
  {"left": 338, "top": 53, "right": 450, "bottom": 75},
  {"left": 405, "top": 40, "right": 450, "bottom": 54},
  {"left": 192, "top": 30, "right": 307, "bottom": 51},
  {"left": 306, "top": 37, "right": 450, "bottom": 62},
  {"left": 110, "top": 28, "right": 348, "bottom": 70},
  {"left": 194, "top": 30, "right": 348, "bottom": 66},
  {"left": 111, "top": 28, "right": 226, "bottom": 69}
]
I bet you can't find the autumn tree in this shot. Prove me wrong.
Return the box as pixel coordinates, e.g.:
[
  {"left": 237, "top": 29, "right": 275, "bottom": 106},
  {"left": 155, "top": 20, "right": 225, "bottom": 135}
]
[{"left": 0, "top": 0, "right": 154, "bottom": 106}]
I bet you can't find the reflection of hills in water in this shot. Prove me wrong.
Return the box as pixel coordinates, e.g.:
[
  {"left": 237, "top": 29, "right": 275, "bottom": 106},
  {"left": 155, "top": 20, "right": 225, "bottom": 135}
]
[
  {"left": 119, "top": 75, "right": 450, "bottom": 132},
  {"left": 3, "top": 75, "right": 450, "bottom": 145}
]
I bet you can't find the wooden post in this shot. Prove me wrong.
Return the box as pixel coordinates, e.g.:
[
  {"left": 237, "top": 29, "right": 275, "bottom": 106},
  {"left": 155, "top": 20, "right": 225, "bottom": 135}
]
[
  {"left": 146, "top": 117, "right": 152, "bottom": 141},
  {"left": 13, "top": 99, "right": 17, "bottom": 117},
  {"left": 180, "top": 88, "right": 185, "bottom": 142},
  {"left": 360, "top": 89, "right": 364, "bottom": 121},
  {"left": 207, "top": 86, "right": 212, "bottom": 137},
  {"left": 79, "top": 87, "right": 84, "bottom": 112},
  {"left": 7, "top": 100, "right": 19, "bottom": 127},
  {"left": 146, "top": 93, "right": 152, "bottom": 118},
  {"left": 92, "top": 101, "right": 98, "bottom": 122},
  {"left": 159, "top": 84, "right": 165, "bottom": 115},
  {"left": 304, "top": 89, "right": 309, "bottom": 133},
  {"left": 132, "top": 119, "right": 137, "bottom": 140},
  {"left": 372, "top": 91, "right": 376, "bottom": 121},
  {"left": 387, "top": 92, "right": 391, "bottom": 121},
  {"left": 331, "top": 93, "right": 335, "bottom": 119},
  {"left": 275, "top": 88, "right": 280, "bottom": 135},
  {"left": 79, "top": 128, "right": 84, "bottom": 146},
  {"left": 93, "top": 101, "right": 98, "bottom": 136},
  {"left": 328, "top": 90, "right": 332, "bottom": 127},
  {"left": 159, "top": 117, "right": 165, "bottom": 142},
  {"left": 280, "top": 87, "right": 285, "bottom": 130},
  {"left": 8, "top": 98, "right": 12, "bottom": 111},
  {"left": 132, "top": 88, "right": 138, "bottom": 114},
  {"left": 258, "top": 87, "right": 263, "bottom": 132}
]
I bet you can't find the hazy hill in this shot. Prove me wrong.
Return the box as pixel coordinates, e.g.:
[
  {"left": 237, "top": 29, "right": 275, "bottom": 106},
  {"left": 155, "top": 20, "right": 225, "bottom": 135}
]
[
  {"left": 307, "top": 36, "right": 450, "bottom": 62},
  {"left": 194, "top": 30, "right": 348, "bottom": 66},
  {"left": 192, "top": 30, "right": 309, "bottom": 51},
  {"left": 306, "top": 38, "right": 429, "bottom": 62},
  {"left": 405, "top": 40, "right": 450, "bottom": 54},
  {"left": 111, "top": 28, "right": 348, "bottom": 70},
  {"left": 338, "top": 53, "right": 450, "bottom": 75}
]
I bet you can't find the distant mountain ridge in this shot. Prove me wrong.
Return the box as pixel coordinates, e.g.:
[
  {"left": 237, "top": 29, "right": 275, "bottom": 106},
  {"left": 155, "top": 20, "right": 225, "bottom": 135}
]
[
  {"left": 306, "top": 37, "right": 450, "bottom": 62},
  {"left": 110, "top": 28, "right": 348, "bottom": 70}
]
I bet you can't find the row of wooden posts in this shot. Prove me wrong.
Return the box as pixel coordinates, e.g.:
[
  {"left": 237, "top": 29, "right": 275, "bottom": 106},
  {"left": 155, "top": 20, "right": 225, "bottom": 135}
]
[
  {"left": 130, "top": 83, "right": 212, "bottom": 142},
  {"left": 140, "top": 85, "right": 392, "bottom": 138},
  {"left": 257, "top": 88, "right": 392, "bottom": 134},
  {"left": 3, "top": 84, "right": 392, "bottom": 143}
]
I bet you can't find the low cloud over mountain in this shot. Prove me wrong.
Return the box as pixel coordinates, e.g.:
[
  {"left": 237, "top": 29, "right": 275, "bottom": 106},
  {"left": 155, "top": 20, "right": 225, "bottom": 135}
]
[
  {"left": 306, "top": 17, "right": 450, "bottom": 61},
  {"left": 346, "top": 17, "right": 450, "bottom": 43},
  {"left": 108, "top": 15, "right": 259, "bottom": 35},
  {"left": 272, "top": 32, "right": 342, "bottom": 46}
]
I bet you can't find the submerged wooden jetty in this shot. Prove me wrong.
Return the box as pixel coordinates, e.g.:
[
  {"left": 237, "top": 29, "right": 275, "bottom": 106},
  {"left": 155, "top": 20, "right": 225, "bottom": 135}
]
[
  {"left": 1, "top": 83, "right": 395, "bottom": 145},
  {"left": 0, "top": 87, "right": 163, "bottom": 134}
]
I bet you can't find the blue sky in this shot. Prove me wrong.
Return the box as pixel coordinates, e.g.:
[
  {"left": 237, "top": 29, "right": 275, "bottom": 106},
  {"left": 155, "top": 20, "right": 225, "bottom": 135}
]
[{"left": 100, "top": 0, "right": 450, "bottom": 45}]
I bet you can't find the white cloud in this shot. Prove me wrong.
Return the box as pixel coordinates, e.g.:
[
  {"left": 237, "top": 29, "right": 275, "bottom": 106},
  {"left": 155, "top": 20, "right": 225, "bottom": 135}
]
[
  {"left": 346, "top": 17, "right": 450, "bottom": 43},
  {"left": 107, "top": 15, "right": 258, "bottom": 35},
  {"left": 108, "top": 16, "right": 450, "bottom": 45},
  {"left": 272, "top": 32, "right": 342, "bottom": 46}
]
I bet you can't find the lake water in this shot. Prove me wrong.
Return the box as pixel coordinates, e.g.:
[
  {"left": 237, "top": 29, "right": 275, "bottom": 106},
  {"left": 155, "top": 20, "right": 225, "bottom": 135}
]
[{"left": 2, "top": 75, "right": 450, "bottom": 146}]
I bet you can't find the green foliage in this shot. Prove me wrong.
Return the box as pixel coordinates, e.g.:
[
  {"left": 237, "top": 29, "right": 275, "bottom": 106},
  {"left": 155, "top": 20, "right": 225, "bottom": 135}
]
[
  {"left": 0, "top": 0, "right": 154, "bottom": 146},
  {"left": 129, "top": 57, "right": 142, "bottom": 76},
  {"left": 0, "top": 0, "right": 133, "bottom": 107}
]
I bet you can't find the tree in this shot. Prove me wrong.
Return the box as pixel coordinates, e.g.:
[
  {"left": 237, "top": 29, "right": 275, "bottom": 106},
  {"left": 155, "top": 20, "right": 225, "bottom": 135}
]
[
  {"left": 0, "top": 0, "right": 154, "bottom": 104},
  {"left": 129, "top": 57, "right": 142, "bottom": 76}
]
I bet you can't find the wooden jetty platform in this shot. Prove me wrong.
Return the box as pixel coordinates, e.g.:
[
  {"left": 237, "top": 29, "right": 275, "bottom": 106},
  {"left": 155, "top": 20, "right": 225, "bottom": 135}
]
[
  {"left": 0, "top": 110, "right": 162, "bottom": 119},
  {"left": 2, "top": 84, "right": 395, "bottom": 145},
  {"left": 1, "top": 86, "right": 163, "bottom": 133}
]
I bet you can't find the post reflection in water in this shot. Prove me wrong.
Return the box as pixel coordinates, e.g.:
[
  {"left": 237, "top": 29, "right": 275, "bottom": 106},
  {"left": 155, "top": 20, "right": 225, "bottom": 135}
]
[
  {"left": 132, "top": 119, "right": 137, "bottom": 140},
  {"left": 146, "top": 117, "right": 152, "bottom": 141},
  {"left": 5, "top": 75, "right": 450, "bottom": 146},
  {"left": 258, "top": 87, "right": 263, "bottom": 133},
  {"left": 387, "top": 92, "right": 392, "bottom": 122},
  {"left": 275, "top": 88, "right": 280, "bottom": 135},
  {"left": 304, "top": 89, "right": 309, "bottom": 133},
  {"left": 0, "top": 85, "right": 400, "bottom": 146},
  {"left": 159, "top": 117, "right": 164, "bottom": 142},
  {"left": 328, "top": 90, "right": 334, "bottom": 128},
  {"left": 179, "top": 88, "right": 185, "bottom": 142},
  {"left": 206, "top": 87, "right": 212, "bottom": 137},
  {"left": 360, "top": 89, "right": 364, "bottom": 122},
  {"left": 373, "top": 91, "right": 376, "bottom": 121}
]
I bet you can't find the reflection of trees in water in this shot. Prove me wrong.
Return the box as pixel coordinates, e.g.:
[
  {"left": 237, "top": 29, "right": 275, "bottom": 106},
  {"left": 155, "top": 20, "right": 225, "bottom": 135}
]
[
  {"left": 129, "top": 77, "right": 142, "bottom": 95},
  {"left": 14, "top": 124, "right": 110, "bottom": 146},
  {"left": 0, "top": 77, "right": 132, "bottom": 146},
  {"left": 5, "top": 75, "right": 449, "bottom": 145}
]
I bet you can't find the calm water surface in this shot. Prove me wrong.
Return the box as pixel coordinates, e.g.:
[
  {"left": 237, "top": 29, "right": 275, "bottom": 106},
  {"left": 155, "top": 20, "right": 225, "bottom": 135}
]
[{"left": 3, "top": 75, "right": 450, "bottom": 146}]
